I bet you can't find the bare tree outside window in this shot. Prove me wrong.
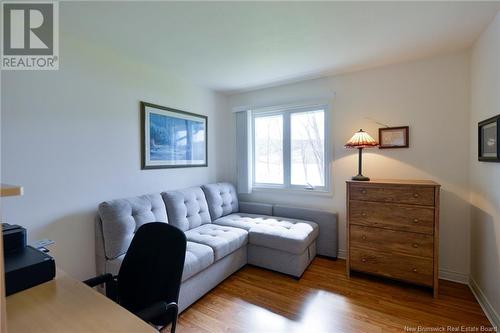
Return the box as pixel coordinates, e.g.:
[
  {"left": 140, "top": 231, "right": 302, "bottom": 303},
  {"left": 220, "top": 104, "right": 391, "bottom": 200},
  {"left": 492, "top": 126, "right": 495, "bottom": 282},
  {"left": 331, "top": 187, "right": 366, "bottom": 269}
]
[
  {"left": 253, "top": 107, "right": 326, "bottom": 190},
  {"left": 254, "top": 115, "right": 283, "bottom": 184},
  {"left": 291, "top": 110, "right": 325, "bottom": 186}
]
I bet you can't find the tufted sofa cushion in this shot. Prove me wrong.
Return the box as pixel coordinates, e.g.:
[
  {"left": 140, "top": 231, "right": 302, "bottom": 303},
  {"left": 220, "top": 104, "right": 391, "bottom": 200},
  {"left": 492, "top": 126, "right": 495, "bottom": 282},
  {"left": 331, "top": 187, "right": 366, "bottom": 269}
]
[
  {"left": 201, "top": 183, "right": 239, "bottom": 220},
  {"left": 185, "top": 224, "right": 248, "bottom": 261},
  {"left": 162, "top": 187, "right": 211, "bottom": 231},
  {"left": 182, "top": 242, "right": 215, "bottom": 281},
  {"left": 213, "top": 213, "right": 319, "bottom": 254},
  {"left": 98, "top": 193, "right": 167, "bottom": 259}
]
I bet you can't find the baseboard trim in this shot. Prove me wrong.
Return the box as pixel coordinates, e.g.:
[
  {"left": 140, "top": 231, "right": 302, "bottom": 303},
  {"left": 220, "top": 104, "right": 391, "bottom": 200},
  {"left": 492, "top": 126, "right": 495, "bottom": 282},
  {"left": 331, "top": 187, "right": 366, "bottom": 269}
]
[
  {"left": 469, "top": 277, "right": 499, "bottom": 329},
  {"left": 337, "top": 249, "right": 347, "bottom": 259},
  {"left": 439, "top": 269, "right": 469, "bottom": 284}
]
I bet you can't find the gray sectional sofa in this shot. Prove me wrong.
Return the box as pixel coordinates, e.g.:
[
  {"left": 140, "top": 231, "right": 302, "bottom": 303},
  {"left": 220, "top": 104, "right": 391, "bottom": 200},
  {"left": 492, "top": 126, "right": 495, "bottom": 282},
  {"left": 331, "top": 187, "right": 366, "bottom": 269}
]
[{"left": 96, "top": 183, "right": 337, "bottom": 312}]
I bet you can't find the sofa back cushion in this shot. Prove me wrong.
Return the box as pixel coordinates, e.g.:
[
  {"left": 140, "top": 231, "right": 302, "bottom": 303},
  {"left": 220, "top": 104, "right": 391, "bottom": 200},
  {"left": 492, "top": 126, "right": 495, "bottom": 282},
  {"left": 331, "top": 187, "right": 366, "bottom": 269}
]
[
  {"left": 162, "top": 187, "right": 211, "bottom": 231},
  {"left": 98, "top": 193, "right": 167, "bottom": 260},
  {"left": 201, "top": 183, "right": 239, "bottom": 220}
]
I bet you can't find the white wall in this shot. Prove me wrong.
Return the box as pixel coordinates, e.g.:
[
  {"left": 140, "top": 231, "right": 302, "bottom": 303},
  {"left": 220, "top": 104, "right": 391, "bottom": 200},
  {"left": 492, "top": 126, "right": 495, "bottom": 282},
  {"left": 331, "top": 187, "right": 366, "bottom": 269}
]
[
  {"left": 224, "top": 51, "right": 471, "bottom": 279},
  {"left": 469, "top": 12, "right": 500, "bottom": 323},
  {"left": 0, "top": 35, "right": 225, "bottom": 279}
]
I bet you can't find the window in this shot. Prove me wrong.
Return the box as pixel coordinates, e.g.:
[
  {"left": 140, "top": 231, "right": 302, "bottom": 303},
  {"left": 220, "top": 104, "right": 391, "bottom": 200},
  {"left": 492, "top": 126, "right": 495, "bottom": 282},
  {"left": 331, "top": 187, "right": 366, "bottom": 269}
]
[
  {"left": 254, "top": 114, "right": 283, "bottom": 184},
  {"left": 291, "top": 110, "right": 325, "bottom": 187},
  {"left": 252, "top": 105, "right": 329, "bottom": 191}
]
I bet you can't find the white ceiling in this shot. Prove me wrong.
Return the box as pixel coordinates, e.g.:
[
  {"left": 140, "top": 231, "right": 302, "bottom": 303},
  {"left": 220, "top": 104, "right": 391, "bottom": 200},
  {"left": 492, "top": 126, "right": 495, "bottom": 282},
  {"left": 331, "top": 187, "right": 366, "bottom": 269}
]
[{"left": 63, "top": 1, "right": 500, "bottom": 94}]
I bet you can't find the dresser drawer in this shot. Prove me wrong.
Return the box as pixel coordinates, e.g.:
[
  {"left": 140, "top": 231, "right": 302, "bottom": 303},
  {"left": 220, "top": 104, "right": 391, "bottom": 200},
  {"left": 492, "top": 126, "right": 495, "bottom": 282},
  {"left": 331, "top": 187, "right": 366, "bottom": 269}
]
[
  {"left": 350, "top": 225, "right": 433, "bottom": 258},
  {"left": 349, "top": 200, "right": 434, "bottom": 235},
  {"left": 350, "top": 247, "right": 434, "bottom": 286},
  {"left": 349, "top": 185, "right": 435, "bottom": 206}
]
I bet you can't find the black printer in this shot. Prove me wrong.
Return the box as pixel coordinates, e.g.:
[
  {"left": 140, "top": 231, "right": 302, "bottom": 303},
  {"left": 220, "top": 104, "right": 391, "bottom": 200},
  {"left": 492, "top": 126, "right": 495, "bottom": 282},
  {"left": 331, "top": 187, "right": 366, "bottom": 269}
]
[{"left": 2, "top": 223, "right": 55, "bottom": 295}]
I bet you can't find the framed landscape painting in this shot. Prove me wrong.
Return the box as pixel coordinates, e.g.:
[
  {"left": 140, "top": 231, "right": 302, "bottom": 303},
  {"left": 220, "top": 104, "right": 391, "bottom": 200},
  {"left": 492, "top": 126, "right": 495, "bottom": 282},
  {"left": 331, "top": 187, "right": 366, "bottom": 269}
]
[{"left": 141, "top": 102, "right": 207, "bottom": 169}]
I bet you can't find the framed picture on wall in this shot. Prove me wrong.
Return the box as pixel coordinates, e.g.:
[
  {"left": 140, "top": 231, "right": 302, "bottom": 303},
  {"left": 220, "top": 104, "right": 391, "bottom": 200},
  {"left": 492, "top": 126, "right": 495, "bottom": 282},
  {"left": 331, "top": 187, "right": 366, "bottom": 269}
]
[
  {"left": 141, "top": 101, "right": 208, "bottom": 169},
  {"left": 378, "top": 126, "right": 409, "bottom": 149},
  {"left": 478, "top": 114, "right": 499, "bottom": 162}
]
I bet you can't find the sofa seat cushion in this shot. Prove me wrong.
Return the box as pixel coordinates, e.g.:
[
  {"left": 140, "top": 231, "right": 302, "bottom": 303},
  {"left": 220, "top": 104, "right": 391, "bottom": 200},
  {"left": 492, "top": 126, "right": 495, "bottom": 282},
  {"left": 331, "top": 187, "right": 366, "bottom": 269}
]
[
  {"left": 185, "top": 224, "right": 248, "bottom": 261},
  {"left": 183, "top": 242, "right": 215, "bottom": 281},
  {"left": 213, "top": 213, "right": 319, "bottom": 254},
  {"left": 104, "top": 241, "right": 214, "bottom": 282}
]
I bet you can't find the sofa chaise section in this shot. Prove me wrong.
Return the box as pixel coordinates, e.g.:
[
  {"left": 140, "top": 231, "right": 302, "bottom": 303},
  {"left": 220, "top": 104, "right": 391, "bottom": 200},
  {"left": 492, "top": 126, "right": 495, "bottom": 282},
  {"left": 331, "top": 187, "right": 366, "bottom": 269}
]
[
  {"left": 273, "top": 204, "right": 337, "bottom": 258},
  {"left": 238, "top": 200, "right": 338, "bottom": 259},
  {"left": 201, "top": 183, "right": 319, "bottom": 277},
  {"left": 213, "top": 213, "right": 318, "bottom": 254}
]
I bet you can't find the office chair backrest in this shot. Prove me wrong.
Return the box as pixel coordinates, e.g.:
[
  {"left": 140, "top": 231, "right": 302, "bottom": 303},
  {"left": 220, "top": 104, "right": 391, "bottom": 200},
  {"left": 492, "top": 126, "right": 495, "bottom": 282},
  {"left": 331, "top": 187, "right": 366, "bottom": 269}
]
[{"left": 117, "top": 222, "right": 186, "bottom": 324}]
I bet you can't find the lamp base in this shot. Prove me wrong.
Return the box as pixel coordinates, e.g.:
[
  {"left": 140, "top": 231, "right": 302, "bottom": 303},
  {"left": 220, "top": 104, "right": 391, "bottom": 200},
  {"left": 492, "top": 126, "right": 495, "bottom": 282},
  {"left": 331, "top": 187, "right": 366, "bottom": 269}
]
[{"left": 352, "top": 175, "right": 370, "bottom": 181}]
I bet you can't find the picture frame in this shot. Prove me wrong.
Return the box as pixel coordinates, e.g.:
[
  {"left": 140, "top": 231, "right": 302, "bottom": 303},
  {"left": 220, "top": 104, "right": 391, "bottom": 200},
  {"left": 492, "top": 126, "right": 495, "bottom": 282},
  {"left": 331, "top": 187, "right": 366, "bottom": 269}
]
[
  {"left": 378, "top": 126, "right": 409, "bottom": 149},
  {"left": 141, "top": 101, "right": 208, "bottom": 169},
  {"left": 478, "top": 114, "right": 499, "bottom": 162}
]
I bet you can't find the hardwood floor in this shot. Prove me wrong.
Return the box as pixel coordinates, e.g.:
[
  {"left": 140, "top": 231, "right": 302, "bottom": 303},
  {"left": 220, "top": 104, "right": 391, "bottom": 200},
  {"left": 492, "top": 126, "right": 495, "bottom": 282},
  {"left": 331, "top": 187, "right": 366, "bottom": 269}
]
[{"left": 169, "top": 258, "right": 492, "bottom": 333}]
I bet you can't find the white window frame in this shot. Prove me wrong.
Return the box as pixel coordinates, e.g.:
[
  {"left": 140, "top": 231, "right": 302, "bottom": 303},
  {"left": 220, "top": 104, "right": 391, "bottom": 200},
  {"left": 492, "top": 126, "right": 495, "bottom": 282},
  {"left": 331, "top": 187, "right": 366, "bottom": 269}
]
[{"left": 251, "top": 103, "right": 331, "bottom": 193}]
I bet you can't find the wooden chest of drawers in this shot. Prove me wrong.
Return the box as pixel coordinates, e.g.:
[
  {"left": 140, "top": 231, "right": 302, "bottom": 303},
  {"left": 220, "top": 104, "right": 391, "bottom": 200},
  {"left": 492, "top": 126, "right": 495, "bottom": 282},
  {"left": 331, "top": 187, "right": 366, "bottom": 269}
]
[{"left": 346, "top": 179, "right": 440, "bottom": 297}]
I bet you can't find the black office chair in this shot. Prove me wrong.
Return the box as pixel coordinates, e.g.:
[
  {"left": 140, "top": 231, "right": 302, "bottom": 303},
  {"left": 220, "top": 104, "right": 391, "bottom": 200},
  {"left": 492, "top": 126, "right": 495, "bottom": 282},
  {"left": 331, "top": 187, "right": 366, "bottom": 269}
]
[{"left": 84, "top": 222, "right": 186, "bottom": 333}]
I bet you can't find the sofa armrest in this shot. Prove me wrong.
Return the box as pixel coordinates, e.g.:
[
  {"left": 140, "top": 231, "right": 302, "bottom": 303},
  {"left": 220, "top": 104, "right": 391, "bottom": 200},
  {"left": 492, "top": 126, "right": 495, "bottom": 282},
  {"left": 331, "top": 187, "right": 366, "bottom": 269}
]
[
  {"left": 273, "top": 205, "right": 338, "bottom": 258},
  {"left": 239, "top": 201, "right": 273, "bottom": 216},
  {"left": 95, "top": 216, "right": 107, "bottom": 276}
]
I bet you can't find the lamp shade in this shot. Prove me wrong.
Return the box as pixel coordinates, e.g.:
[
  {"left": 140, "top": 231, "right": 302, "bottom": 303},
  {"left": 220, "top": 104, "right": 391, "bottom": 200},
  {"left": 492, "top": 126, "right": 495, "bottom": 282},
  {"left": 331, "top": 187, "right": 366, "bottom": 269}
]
[{"left": 345, "top": 129, "right": 378, "bottom": 148}]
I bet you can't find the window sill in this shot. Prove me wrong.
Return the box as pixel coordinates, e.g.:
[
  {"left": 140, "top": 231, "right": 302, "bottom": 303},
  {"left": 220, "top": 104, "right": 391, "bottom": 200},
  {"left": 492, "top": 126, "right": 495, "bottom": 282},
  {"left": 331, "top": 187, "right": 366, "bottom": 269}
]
[{"left": 251, "top": 186, "right": 333, "bottom": 197}]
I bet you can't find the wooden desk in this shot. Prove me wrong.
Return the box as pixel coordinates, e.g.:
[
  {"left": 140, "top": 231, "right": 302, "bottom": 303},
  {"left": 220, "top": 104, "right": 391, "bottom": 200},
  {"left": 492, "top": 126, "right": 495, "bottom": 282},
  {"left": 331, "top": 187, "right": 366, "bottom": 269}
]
[{"left": 6, "top": 269, "right": 157, "bottom": 333}]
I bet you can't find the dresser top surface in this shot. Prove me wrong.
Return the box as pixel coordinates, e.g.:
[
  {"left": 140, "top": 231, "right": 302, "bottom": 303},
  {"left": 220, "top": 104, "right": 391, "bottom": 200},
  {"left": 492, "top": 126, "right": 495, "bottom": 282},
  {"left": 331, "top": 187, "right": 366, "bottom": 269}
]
[{"left": 346, "top": 179, "right": 440, "bottom": 186}]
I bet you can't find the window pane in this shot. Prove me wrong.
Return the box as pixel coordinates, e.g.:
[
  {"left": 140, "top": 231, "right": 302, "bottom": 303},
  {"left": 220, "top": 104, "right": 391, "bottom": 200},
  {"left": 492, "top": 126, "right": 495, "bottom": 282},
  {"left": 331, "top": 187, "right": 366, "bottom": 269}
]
[
  {"left": 254, "top": 114, "right": 283, "bottom": 184},
  {"left": 291, "top": 110, "right": 325, "bottom": 187}
]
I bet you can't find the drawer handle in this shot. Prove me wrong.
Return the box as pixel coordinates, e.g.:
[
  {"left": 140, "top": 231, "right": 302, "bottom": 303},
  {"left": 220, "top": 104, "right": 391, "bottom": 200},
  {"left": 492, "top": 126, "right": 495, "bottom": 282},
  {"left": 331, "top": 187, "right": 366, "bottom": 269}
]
[
  {"left": 361, "top": 258, "right": 367, "bottom": 263},
  {"left": 412, "top": 243, "right": 419, "bottom": 248},
  {"left": 361, "top": 235, "right": 367, "bottom": 240},
  {"left": 413, "top": 193, "right": 420, "bottom": 198},
  {"left": 412, "top": 268, "right": 418, "bottom": 273},
  {"left": 413, "top": 218, "right": 419, "bottom": 223},
  {"left": 361, "top": 189, "right": 367, "bottom": 194},
  {"left": 361, "top": 212, "right": 367, "bottom": 217}
]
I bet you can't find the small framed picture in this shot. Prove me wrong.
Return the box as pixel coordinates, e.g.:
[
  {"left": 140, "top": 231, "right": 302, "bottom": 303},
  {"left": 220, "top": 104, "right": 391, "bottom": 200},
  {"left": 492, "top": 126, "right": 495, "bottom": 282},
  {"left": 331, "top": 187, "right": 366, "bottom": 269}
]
[
  {"left": 141, "top": 101, "right": 208, "bottom": 169},
  {"left": 378, "top": 126, "right": 409, "bottom": 149},
  {"left": 478, "top": 114, "right": 499, "bottom": 162}
]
